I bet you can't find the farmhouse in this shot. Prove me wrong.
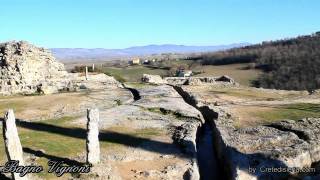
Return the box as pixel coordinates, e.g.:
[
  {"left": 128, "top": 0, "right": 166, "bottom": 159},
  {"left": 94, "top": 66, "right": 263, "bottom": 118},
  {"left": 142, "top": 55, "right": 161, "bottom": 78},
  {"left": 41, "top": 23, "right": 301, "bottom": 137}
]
[{"left": 128, "top": 57, "right": 140, "bottom": 65}]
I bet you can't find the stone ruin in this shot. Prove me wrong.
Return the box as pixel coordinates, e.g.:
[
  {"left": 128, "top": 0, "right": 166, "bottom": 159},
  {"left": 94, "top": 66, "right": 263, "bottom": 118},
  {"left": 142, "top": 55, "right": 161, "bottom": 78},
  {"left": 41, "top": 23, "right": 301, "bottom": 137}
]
[
  {"left": 142, "top": 73, "right": 238, "bottom": 86},
  {"left": 0, "top": 41, "right": 71, "bottom": 95}
]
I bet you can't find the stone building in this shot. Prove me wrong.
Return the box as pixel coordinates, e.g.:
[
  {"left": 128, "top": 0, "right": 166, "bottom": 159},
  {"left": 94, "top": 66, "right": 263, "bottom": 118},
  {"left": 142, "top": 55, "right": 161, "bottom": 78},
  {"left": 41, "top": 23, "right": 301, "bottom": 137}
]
[{"left": 128, "top": 57, "right": 140, "bottom": 65}]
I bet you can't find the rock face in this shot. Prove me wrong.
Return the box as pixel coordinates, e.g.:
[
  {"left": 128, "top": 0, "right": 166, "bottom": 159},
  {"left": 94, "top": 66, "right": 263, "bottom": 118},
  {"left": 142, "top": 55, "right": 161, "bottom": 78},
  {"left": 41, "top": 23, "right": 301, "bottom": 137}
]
[
  {"left": 164, "top": 75, "right": 238, "bottom": 86},
  {"left": 133, "top": 85, "right": 202, "bottom": 180},
  {"left": 176, "top": 86, "right": 320, "bottom": 179},
  {"left": 70, "top": 73, "right": 123, "bottom": 91},
  {"left": 0, "top": 41, "right": 70, "bottom": 95},
  {"left": 94, "top": 84, "right": 203, "bottom": 179},
  {"left": 133, "top": 85, "right": 204, "bottom": 122},
  {"left": 3, "top": 109, "right": 27, "bottom": 180},
  {"left": 86, "top": 108, "right": 100, "bottom": 165},
  {"left": 141, "top": 74, "right": 238, "bottom": 87},
  {"left": 221, "top": 118, "right": 320, "bottom": 180},
  {"left": 141, "top": 74, "right": 167, "bottom": 84},
  {"left": 172, "top": 122, "right": 201, "bottom": 180}
]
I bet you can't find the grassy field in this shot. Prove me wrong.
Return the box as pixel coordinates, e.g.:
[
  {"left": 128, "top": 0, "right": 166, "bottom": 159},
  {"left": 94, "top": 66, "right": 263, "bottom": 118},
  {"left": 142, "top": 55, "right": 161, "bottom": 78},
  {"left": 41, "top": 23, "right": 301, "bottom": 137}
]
[
  {"left": 233, "top": 103, "right": 320, "bottom": 128},
  {"left": 0, "top": 116, "right": 84, "bottom": 179},
  {"left": 0, "top": 100, "right": 27, "bottom": 114},
  {"left": 193, "top": 63, "right": 261, "bottom": 86},
  {"left": 103, "top": 66, "right": 169, "bottom": 82},
  {"left": 0, "top": 92, "right": 90, "bottom": 121},
  {"left": 253, "top": 103, "right": 320, "bottom": 122},
  {"left": 102, "top": 62, "right": 261, "bottom": 86},
  {"left": 208, "top": 87, "right": 301, "bottom": 101},
  {"left": 0, "top": 116, "right": 162, "bottom": 179}
]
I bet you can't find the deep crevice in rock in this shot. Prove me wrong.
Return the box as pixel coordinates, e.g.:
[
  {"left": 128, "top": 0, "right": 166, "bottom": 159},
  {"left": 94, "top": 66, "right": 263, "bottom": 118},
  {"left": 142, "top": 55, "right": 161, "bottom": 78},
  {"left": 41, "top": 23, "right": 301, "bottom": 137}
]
[
  {"left": 122, "top": 84, "right": 141, "bottom": 101},
  {"left": 171, "top": 85, "right": 320, "bottom": 179},
  {"left": 264, "top": 124, "right": 311, "bottom": 142},
  {"left": 143, "top": 106, "right": 201, "bottom": 121},
  {"left": 172, "top": 85, "right": 227, "bottom": 180}
]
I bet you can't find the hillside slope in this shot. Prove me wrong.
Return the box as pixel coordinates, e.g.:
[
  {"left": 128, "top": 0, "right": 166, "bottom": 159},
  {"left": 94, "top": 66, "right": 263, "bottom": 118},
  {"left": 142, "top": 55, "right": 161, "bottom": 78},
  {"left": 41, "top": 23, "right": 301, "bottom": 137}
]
[{"left": 200, "top": 32, "right": 320, "bottom": 91}]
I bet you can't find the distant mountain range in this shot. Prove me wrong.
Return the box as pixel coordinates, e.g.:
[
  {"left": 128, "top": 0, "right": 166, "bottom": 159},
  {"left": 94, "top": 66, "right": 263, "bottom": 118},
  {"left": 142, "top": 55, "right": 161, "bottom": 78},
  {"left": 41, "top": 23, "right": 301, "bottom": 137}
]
[{"left": 51, "top": 43, "right": 249, "bottom": 61}]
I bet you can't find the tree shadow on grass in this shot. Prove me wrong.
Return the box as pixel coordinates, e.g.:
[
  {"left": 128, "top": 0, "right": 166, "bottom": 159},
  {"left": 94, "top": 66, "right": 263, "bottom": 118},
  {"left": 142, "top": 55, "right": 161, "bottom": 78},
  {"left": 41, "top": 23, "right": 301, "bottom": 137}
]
[
  {"left": 22, "top": 147, "right": 86, "bottom": 178},
  {"left": 0, "top": 118, "right": 189, "bottom": 158},
  {"left": 22, "top": 147, "right": 84, "bottom": 166}
]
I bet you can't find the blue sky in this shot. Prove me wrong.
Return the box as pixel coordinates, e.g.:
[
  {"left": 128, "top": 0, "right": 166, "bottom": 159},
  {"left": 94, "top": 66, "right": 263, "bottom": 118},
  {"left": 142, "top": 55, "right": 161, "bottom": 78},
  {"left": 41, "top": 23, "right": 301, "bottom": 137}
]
[{"left": 0, "top": 0, "right": 319, "bottom": 48}]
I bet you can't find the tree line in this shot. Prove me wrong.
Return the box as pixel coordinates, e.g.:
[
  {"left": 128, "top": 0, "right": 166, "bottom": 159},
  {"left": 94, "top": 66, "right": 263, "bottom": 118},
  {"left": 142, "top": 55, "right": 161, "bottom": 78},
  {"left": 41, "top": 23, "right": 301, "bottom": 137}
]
[{"left": 199, "top": 32, "right": 320, "bottom": 91}]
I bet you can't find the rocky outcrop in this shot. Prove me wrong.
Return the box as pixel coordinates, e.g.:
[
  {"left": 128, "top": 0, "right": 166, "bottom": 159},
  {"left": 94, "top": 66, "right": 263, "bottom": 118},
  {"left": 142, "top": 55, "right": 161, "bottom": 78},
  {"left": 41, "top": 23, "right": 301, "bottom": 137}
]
[
  {"left": 134, "top": 85, "right": 203, "bottom": 180},
  {"left": 133, "top": 85, "right": 204, "bottom": 122},
  {"left": 0, "top": 41, "right": 71, "bottom": 95},
  {"left": 141, "top": 74, "right": 167, "bottom": 84},
  {"left": 83, "top": 84, "right": 204, "bottom": 179},
  {"left": 172, "top": 122, "right": 201, "bottom": 180},
  {"left": 175, "top": 86, "right": 320, "bottom": 179},
  {"left": 215, "top": 118, "right": 320, "bottom": 179},
  {"left": 141, "top": 74, "right": 238, "bottom": 87},
  {"left": 70, "top": 73, "right": 123, "bottom": 90},
  {"left": 165, "top": 75, "right": 238, "bottom": 86},
  {"left": 0, "top": 41, "right": 123, "bottom": 95},
  {"left": 268, "top": 119, "right": 320, "bottom": 166}
]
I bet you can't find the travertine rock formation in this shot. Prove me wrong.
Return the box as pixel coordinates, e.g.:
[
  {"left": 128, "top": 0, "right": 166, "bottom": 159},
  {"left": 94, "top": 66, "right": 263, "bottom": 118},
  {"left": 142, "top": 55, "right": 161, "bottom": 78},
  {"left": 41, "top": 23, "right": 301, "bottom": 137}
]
[
  {"left": 86, "top": 108, "right": 100, "bottom": 165},
  {"left": 164, "top": 75, "right": 238, "bottom": 86},
  {"left": 94, "top": 84, "right": 203, "bottom": 179},
  {"left": 215, "top": 117, "right": 320, "bottom": 180},
  {"left": 0, "top": 41, "right": 70, "bottom": 95},
  {"left": 3, "top": 109, "right": 27, "bottom": 180},
  {"left": 141, "top": 74, "right": 167, "bottom": 84},
  {"left": 70, "top": 73, "right": 123, "bottom": 90},
  {"left": 141, "top": 74, "right": 238, "bottom": 87},
  {"left": 175, "top": 86, "right": 320, "bottom": 179}
]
